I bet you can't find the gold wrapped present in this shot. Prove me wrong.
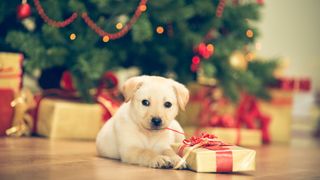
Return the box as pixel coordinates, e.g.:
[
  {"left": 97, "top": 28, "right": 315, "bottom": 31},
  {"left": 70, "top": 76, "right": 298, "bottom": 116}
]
[
  {"left": 0, "top": 52, "right": 23, "bottom": 93},
  {"left": 259, "top": 89, "right": 293, "bottom": 143},
  {"left": 172, "top": 133, "right": 256, "bottom": 172},
  {"left": 36, "top": 98, "right": 107, "bottom": 140},
  {"left": 177, "top": 83, "right": 235, "bottom": 126},
  {"left": 184, "top": 126, "right": 262, "bottom": 147}
]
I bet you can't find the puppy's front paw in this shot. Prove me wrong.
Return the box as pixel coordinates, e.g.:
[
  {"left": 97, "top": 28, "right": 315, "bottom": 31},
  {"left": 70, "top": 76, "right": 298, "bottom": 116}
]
[
  {"left": 149, "top": 155, "right": 173, "bottom": 169},
  {"left": 171, "top": 155, "right": 187, "bottom": 169}
]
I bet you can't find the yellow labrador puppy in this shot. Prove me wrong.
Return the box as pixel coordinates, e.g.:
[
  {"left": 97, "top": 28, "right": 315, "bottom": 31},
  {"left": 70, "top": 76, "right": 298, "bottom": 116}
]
[{"left": 96, "top": 75, "right": 188, "bottom": 168}]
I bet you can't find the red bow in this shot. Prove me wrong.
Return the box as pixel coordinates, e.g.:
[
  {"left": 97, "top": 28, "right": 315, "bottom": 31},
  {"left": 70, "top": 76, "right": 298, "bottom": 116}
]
[
  {"left": 177, "top": 132, "right": 231, "bottom": 166},
  {"left": 175, "top": 133, "right": 232, "bottom": 170},
  {"left": 182, "top": 133, "right": 228, "bottom": 147},
  {"left": 236, "top": 94, "right": 271, "bottom": 143}
]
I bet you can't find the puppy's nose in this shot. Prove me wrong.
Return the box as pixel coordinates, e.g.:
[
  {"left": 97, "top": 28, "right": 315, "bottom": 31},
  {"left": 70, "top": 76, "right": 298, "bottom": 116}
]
[{"left": 151, "top": 117, "right": 162, "bottom": 127}]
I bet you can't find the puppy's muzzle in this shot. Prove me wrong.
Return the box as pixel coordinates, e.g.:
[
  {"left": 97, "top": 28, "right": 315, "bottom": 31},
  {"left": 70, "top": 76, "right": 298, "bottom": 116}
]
[{"left": 151, "top": 117, "right": 162, "bottom": 129}]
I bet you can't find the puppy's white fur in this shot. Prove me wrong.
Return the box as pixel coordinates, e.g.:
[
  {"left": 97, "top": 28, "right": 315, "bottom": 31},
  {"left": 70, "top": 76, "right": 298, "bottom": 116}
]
[{"left": 96, "top": 75, "right": 189, "bottom": 168}]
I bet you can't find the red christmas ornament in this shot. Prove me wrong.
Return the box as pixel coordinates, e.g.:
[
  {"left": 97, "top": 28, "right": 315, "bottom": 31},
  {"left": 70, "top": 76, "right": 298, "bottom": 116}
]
[
  {"left": 17, "top": 0, "right": 31, "bottom": 20},
  {"left": 202, "top": 50, "right": 213, "bottom": 59},
  {"left": 197, "top": 43, "right": 207, "bottom": 57},
  {"left": 192, "top": 56, "right": 201, "bottom": 65},
  {"left": 60, "top": 71, "right": 76, "bottom": 91}
]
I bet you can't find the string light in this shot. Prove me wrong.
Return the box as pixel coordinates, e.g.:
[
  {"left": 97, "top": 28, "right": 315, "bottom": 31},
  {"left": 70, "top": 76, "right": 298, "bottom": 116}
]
[
  {"left": 116, "top": 22, "right": 123, "bottom": 30},
  {"left": 102, "top": 35, "right": 110, "bottom": 42},
  {"left": 206, "top": 44, "right": 215, "bottom": 53},
  {"left": 139, "top": 4, "right": 147, "bottom": 12},
  {"left": 69, "top": 33, "right": 76, "bottom": 40},
  {"left": 34, "top": 0, "right": 148, "bottom": 40},
  {"left": 82, "top": 0, "right": 148, "bottom": 40},
  {"left": 33, "top": 0, "right": 78, "bottom": 28},
  {"left": 246, "top": 29, "right": 254, "bottom": 38},
  {"left": 156, "top": 26, "right": 164, "bottom": 34},
  {"left": 245, "top": 52, "right": 255, "bottom": 61}
]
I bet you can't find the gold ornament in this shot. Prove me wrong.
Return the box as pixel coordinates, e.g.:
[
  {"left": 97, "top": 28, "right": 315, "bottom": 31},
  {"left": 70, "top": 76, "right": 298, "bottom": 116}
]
[{"left": 230, "top": 51, "right": 248, "bottom": 70}]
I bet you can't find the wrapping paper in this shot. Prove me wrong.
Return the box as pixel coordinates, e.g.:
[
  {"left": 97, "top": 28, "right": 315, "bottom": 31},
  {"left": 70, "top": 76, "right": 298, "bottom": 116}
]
[
  {"left": 259, "top": 89, "right": 293, "bottom": 143},
  {"left": 0, "top": 89, "right": 15, "bottom": 136},
  {"left": 172, "top": 143, "right": 256, "bottom": 172},
  {"left": 36, "top": 98, "right": 106, "bottom": 140},
  {"left": 177, "top": 83, "right": 235, "bottom": 127},
  {"left": 184, "top": 126, "right": 262, "bottom": 147},
  {"left": 0, "top": 52, "right": 23, "bottom": 93}
]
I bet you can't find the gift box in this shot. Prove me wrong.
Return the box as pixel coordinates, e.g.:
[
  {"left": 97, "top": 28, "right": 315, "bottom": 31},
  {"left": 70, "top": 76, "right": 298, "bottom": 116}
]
[
  {"left": 0, "top": 89, "right": 15, "bottom": 136},
  {"left": 0, "top": 52, "right": 23, "bottom": 93},
  {"left": 177, "top": 83, "right": 235, "bottom": 127},
  {"left": 172, "top": 134, "right": 256, "bottom": 172},
  {"left": 36, "top": 98, "right": 109, "bottom": 140},
  {"left": 184, "top": 126, "right": 262, "bottom": 147},
  {"left": 259, "top": 79, "right": 294, "bottom": 143}
]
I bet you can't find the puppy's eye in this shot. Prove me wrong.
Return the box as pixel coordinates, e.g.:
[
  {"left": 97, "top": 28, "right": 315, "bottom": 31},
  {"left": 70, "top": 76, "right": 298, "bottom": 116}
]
[
  {"left": 141, "top": 99, "right": 150, "bottom": 106},
  {"left": 164, "top": 101, "right": 172, "bottom": 108}
]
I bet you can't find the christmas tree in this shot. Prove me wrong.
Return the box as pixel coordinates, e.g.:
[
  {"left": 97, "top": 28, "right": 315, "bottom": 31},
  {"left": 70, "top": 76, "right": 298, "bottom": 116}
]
[{"left": 1, "top": 0, "right": 277, "bottom": 102}]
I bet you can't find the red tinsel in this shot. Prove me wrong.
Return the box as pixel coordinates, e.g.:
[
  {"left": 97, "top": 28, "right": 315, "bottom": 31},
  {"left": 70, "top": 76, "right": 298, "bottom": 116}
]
[{"left": 33, "top": 0, "right": 148, "bottom": 39}]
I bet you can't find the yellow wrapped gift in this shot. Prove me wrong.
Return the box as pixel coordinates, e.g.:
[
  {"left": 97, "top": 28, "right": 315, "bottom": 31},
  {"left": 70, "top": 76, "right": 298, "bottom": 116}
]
[
  {"left": 0, "top": 52, "right": 23, "bottom": 93},
  {"left": 172, "top": 133, "right": 256, "bottom": 173},
  {"left": 37, "top": 98, "right": 106, "bottom": 140},
  {"left": 259, "top": 89, "right": 293, "bottom": 143}
]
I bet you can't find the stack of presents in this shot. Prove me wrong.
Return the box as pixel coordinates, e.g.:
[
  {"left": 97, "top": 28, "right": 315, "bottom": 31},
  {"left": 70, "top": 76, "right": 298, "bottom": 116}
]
[
  {"left": 0, "top": 52, "right": 122, "bottom": 139},
  {"left": 0, "top": 52, "right": 312, "bottom": 173}
]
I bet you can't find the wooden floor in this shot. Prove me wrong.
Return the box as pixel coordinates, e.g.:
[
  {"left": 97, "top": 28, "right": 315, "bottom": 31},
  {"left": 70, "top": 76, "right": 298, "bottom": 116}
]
[{"left": 0, "top": 137, "right": 319, "bottom": 180}]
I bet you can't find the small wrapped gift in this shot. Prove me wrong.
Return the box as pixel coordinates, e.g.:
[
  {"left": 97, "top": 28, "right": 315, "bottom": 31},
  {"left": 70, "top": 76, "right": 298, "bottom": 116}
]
[
  {"left": 184, "top": 126, "right": 262, "bottom": 147},
  {"left": 172, "top": 133, "right": 256, "bottom": 173},
  {"left": 0, "top": 52, "right": 23, "bottom": 93},
  {"left": 36, "top": 98, "right": 114, "bottom": 140},
  {"left": 177, "top": 83, "right": 235, "bottom": 127}
]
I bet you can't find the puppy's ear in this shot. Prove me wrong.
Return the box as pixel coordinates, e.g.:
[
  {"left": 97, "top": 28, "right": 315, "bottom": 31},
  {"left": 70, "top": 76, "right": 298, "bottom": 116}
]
[
  {"left": 171, "top": 81, "right": 189, "bottom": 111},
  {"left": 122, "top": 76, "right": 144, "bottom": 102}
]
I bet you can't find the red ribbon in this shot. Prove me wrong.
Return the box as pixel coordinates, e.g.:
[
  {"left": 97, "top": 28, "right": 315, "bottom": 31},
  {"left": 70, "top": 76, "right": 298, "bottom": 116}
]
[
  {"left": 189, "top": 85, "right": 243, "bottom": 146},
  {"left": 178, "top": 133, "right": 233, "bottom": 172},
  {"left": 236, "top": 94, "right": 271, "bottom": 143},
  {"left": 269, "top": 77, "right": 311, "bottom": 92}
]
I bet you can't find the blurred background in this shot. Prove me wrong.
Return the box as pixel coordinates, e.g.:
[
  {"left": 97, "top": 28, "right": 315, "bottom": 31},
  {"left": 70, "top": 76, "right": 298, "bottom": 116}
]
[
  {"left": 258, "top": 0, "right": 320, "bottom": 91},
  {"left": 0, "top": 0, "right": 319, "bottom": 146}
]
